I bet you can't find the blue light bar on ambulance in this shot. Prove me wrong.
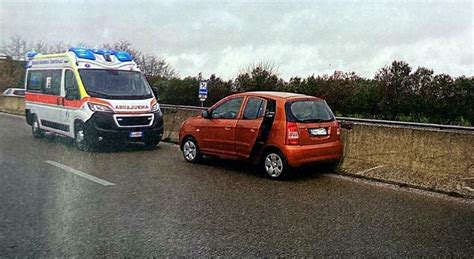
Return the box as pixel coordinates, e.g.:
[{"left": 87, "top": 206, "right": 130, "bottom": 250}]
[
  {"left": 26, "top": 50, "right": 38, "bottom": 59},
  {"left": 90, "top": 49, "right": 106, "bottom": 55},
  {"left": 89, "top": 49, "right": 114, "bottom": 61},
  {"left": 69, "top": 48, "right": 96, "bottom": 60},
  {"left": 113, "top": 51, "right": 133, "bottom": 62}
]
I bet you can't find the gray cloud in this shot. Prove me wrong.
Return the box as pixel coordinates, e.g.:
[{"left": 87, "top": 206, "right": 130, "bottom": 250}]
[{"left": 1, "top": 0, "right": 472, "bottom": 78}]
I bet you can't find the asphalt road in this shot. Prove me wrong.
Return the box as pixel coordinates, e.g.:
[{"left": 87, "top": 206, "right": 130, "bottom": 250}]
[{"left": 0, "top": 113, "right": 473, "bottom": 257}]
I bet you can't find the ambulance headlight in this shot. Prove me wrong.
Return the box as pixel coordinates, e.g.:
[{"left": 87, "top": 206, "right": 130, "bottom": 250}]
[
  {"left": 151, "top": 103, "right": 161, "bottom": 113},
  {"left": 88, "top": 102, "right": 114, "bottom": 113}
]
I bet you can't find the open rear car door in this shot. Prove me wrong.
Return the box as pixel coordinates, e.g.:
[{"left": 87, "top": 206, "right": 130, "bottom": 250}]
[{"left": 235, "top": 97, "right": 275, "bottom": 158}]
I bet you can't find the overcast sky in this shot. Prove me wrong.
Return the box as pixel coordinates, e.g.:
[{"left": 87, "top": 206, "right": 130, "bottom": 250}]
[{"left": 1, "top": 0, "right": 472, "bottom": 79}]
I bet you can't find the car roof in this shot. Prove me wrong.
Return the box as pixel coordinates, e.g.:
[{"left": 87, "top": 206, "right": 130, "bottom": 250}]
[{"left": 234, "top": 91, "right": 321, "bottom": 100}]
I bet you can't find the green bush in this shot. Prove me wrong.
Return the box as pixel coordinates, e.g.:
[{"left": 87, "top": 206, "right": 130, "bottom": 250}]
[
  {"left": 1, "top": 58, "right": 472, "bottom": 126},
  {"left": 152, "top": 61, "right": 473, "bottom": 126}
]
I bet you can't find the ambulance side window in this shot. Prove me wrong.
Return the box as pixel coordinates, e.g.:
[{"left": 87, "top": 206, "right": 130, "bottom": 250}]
[
  {"left": 65, "top": 70, "right": 80, "bottom": 100},
  {"left": 42, "top": 70, "right": 62, "bottom": 96},
  {"left": 26, "top": 70, "right": 44, "bottom": 92}
]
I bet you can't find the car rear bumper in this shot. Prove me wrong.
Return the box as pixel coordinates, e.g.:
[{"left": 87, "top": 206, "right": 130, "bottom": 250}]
[
  {"left": 84, "top": 111, "right": 164, "bottom": 143},
  {"left": 282, "top": 140, "right": 343, "bottom": 167}
]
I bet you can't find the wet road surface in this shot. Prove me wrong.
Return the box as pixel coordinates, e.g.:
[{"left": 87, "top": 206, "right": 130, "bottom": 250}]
[{"left": 0, "top": 113, "right": 473, "bottom": 257}]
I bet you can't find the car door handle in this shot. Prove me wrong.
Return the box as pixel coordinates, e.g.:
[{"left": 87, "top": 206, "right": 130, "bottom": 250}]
[
  {"left": 224, "top": 125, "right": 232, "bottom": 130},
  {"left": 250, "top": 128, "right": 257, "bottom": 132}
]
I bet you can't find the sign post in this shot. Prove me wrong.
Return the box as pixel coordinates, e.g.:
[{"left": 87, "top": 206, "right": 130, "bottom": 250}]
[
  {"left": 198, "top": 78, "right": 208, "bottom": 107},
  {"left": 198, "top": 72, "right": 207, "bottom": 107}
]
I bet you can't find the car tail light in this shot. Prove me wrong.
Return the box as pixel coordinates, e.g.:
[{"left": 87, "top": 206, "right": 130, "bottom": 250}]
[{"left": 286, "top": 122, "right": 299, "bottom": 145}]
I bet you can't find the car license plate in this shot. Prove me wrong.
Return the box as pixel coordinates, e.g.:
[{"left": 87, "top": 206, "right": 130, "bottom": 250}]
[
  {"left": 129, "top": 131, "right": 143, "bottom": 138},
  {"left": 309, "top": 128, "right": 328, "bottom": 136}
]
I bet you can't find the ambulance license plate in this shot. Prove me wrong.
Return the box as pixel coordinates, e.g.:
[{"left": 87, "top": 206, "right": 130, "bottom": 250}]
[{"left": 129, "top": 131, "right": 143, "bottom": 138}]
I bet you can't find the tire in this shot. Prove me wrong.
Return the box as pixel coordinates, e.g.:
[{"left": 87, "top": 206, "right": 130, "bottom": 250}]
[
  {"left": 74, "top": 122, "right": 94, "bottom": 151},
  {"left": 31, "top": 115, "right": 45, "bottom": 139},
  {"left": 182, "top": 137, "right": 202, "bottom": 163},
  {"left": 262, "top": 150, "right": 290, "bottom": 179},
  {"left": 144, "top": 138, "right": 160, "bottom": 149}
]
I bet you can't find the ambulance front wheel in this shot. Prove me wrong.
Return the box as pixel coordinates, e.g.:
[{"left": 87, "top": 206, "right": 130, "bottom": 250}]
[
  {"left": 74, "top": 122, "right": 95, "bottom": 151},
  {"left": 31, "top": 115, "right": 45, "bottom": 139}
]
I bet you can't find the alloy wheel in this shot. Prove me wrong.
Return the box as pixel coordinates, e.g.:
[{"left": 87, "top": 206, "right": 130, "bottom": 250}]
[
  {"left": 265, "top": 153, "right": 284, "bottom": 178},
  {"left": 183, "top": 140, "right": 197, "bottom": 161}
]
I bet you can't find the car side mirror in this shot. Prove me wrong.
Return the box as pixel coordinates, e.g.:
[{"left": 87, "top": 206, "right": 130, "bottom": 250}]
[
  {"left": 202, "top": 110, "right": 211, "bottom": 119},
  {"left": 65, "top": 88, "right": 80, "bottom": 100},
  {"left": 339, "top": 120, "right": 353, "bottom": 130}
]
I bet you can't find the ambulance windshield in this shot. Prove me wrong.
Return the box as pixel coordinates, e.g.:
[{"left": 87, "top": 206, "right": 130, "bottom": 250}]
[{"left": 79, "top": 69, "right": 153, "bottom": 99}]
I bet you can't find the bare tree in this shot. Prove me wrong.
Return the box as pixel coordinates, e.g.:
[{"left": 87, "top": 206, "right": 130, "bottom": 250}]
[
  {"left": 75, "top": 41, "right": 92, "bottom": 50},
  {"left": 31, "top": 41, "right": 49, "bottom": 54},
  {"left": 235, "top": 61, "right": 282, "bottom": 92},
  {"left": 1, "top": 36, "right": 27, "bottom": 60},
  {"left": 102, "top": 39, "right": 142, "bottom": 60},
  {"left": 103, "top": 39, "right": 175, "bottom": 78},
  {"left": 139, "top": 54, "right": 176, "bottom": 78},
  {"left": 1, "top": 36, "right": 176, "bottom": 78},
  {"left": 49, "top": 42, "right": 68, "bottom": 53},
  {"left": 239, "top": 61, "right": 281, "bottom": 77}
]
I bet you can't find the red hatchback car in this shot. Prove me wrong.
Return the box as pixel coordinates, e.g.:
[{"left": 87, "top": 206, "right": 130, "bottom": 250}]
[{"left": 179, "top": 91, "right": 343, "bottom": 179}]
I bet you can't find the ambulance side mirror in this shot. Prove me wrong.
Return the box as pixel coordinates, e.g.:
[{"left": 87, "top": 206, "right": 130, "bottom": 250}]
[{"left": 151, "top": 87, "right": 160, "bottom": 100}]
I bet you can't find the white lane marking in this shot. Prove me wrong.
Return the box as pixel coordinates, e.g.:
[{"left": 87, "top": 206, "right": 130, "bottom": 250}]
[
  {"left": 324, "top": 174, "right": 474, "bottom": 204},
  {"left": 358, "top": 165, "right": 384, "bottom": 174},
  {"left": 45, "top": 160, "right": 115, "bottom": 186}
]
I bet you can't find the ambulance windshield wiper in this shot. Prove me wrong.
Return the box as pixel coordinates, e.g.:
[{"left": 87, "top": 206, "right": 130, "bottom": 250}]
[{"left": 85, "top": 90, "right": 113, "bottom": 98}]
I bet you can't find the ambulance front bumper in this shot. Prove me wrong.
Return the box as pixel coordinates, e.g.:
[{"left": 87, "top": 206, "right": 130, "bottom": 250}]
[{"left": 84, "top": 111, "right": 164, "bottom": 142}]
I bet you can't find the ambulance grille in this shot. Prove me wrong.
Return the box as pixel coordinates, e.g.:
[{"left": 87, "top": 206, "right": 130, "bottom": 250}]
[{"left": 115, "top": 115, "right": 153, "bottom": 127}]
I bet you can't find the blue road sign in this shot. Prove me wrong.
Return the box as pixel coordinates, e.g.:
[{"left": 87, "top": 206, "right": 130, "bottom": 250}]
[{"left": 198, "top": 81, "right": 208, "bottom": 99}]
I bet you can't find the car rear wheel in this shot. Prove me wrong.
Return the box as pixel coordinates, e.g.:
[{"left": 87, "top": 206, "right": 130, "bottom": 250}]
[
  {"left": 31, "top": 115, "right": 45, "bottom": 139},
  {"left": 263, "top": 151, "right": 289, "bottom": 179},
  {"left": 182, "top": 138, "right": 202, "bottom": 163}
]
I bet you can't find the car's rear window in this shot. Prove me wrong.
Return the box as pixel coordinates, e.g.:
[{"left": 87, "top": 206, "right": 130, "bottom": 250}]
[{"left": 286, "top": 100, "right": 335, "bottom": 123}]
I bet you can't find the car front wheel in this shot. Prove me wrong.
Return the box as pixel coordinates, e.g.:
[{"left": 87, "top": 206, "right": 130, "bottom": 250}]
[
  {"left": 31, "top": 115, "right": 45, "bottom": 139},
  {"left": 182, "top": 138, "right": 202, "bottom": 163}
]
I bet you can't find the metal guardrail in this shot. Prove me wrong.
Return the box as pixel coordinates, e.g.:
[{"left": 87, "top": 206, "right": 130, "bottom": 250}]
[
  {"left": 337, "top": 117, "right": 474, "bottom": 132},
  {"left": 160, "top": 104, "right": 474, "bottom": 132},
  {"left": 160, "top": 104, "right": 207, "bottom": 111}
]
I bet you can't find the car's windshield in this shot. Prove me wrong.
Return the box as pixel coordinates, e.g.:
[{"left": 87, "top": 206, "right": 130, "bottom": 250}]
[
  {"left": 288, "top": 100, "right": 335, "bottom": 122},
  {"left": 79, "top": 69, "right": 153, "bottom": 99}
]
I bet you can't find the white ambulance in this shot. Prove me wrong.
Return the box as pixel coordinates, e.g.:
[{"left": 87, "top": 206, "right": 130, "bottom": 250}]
[{"left": 24, "top": 48, "right": 164, "bottom": 150}]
